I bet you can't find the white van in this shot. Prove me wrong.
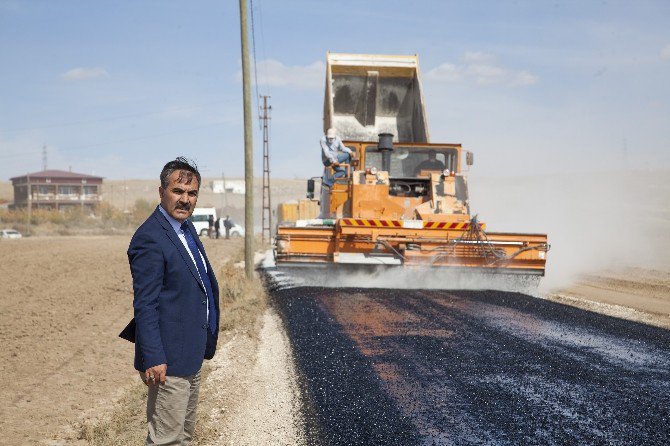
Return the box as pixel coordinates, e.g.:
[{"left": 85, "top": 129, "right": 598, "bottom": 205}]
[{"left": 188, "top": 207, "right": 216, "bottom": 237}]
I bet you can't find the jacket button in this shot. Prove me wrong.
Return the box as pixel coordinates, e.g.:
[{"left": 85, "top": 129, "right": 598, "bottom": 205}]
[
  {"left": 202, "top": 300, "right": 207, "bottom": 305},
  {"left": 202, "top": 323, "right": 207, "bottom": 329}
]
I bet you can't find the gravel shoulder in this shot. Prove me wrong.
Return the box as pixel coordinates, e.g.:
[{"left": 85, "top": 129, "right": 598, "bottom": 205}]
[
  {"left": 203, "top": 309, "right": 306, "bottom": 445},
  {"left": 545, "top": 267, "right": 670, "bottom": 329}
]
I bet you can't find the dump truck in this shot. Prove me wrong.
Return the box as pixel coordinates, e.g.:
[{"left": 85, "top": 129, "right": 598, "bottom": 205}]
[{"left": 274, "top": 53, "right": 549, "bottom": 288}]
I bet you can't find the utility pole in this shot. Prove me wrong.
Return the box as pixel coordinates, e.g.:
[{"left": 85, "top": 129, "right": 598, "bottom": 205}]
[
  {"left": 42, "top": 144, "right": 47, "bottom": 171},
  {"left": 260, "top": 95, "right": 272, "bottom": 243},
  {"left": 239, "top": 0, "right": 254, "bottom": 279}
]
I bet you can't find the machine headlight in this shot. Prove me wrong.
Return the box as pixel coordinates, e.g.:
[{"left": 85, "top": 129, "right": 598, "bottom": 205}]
[{"left": 442, "top": 169, "right": 450, "bottom": 177}]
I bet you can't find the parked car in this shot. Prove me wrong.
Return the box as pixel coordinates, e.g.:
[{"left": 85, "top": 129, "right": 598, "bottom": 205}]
[
  {"left": 188, "top": 207, "right": 217, "bottom": 237},
  {"left": 217, "top": 218, "right": 245, "bottom": 238},
  {"left": 1, "top": 229, "right": 22, "bottom": 239},
  {"left": 227, "top": 221, "right": 245, "bottom": 238},
  {"left": 187, "top": 208, "right": 245, "bottom": 238}
]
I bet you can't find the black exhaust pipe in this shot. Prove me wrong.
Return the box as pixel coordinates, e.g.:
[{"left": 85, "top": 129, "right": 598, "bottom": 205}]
[
  {"left": 378, "top": 133, "right": 394, "bottom": 173},
  {"left": 378, "top": 133, "right": 394, "bottom": 151}
]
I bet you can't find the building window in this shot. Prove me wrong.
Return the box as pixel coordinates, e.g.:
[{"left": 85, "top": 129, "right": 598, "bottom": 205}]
[
  {"left": 83, "top": 186, "right": 97, "bottom": 196},
  {"left": 38, "top": 185, "right": 51, "bottom": 195},
  {"left": 59, "top": 186, "right": 77, "bottom": 195}
]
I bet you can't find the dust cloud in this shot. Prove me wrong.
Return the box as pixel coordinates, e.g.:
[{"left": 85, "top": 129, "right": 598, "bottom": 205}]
[
  {"left": 263, "top": 253, "right": 542, "bottom": 295},
  {"left": 264, "top": 169, "right": 669, "bottom": 294},
  {"left": 468, "top": 169, "right": 670, "bottom": 291}
]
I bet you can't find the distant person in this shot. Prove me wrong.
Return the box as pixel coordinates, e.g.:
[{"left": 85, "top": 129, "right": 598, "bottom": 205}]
[
  {"left": 214, "top": 217, "right": 221, "bottom": 239},
  {"left": 120, "top": 157, "right": 220, "bottom": 445},
  {"left": 223, "top": 215, "right": 233, "bottom": 239},
  {"left": 321, "top": 128, "right": 354, "bottom": 187},
  {"left": 208, "top": 215, "right": 215, "bottom": 239},
  {"left": 414, "top": 150, "right": 445, "bottom": 175}
]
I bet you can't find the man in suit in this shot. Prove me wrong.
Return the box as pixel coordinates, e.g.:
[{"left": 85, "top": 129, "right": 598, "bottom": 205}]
[{"left": 125, "top": 157, "right": 219, "bottom": 445}]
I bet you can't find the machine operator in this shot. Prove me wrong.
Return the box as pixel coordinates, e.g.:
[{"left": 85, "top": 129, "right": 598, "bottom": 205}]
[
  {"left": 413, "top": 149, "right": 445, "bottom": 176},
  {"left": 321, "top": 128, "right": 354, "bottom": 187}
]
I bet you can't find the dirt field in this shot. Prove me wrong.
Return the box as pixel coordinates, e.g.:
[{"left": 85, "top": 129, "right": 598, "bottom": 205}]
[
  {"left": 0, "top": 235, "right": 304, "bottom": 445},
  {"left": 0, "top": 236, "right": 137, "bottom": 444}
]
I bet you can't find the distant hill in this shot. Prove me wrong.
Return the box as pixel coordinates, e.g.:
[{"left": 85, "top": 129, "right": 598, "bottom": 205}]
[{"left": 100, "top": 178, "right": 307, "bottom": 226}]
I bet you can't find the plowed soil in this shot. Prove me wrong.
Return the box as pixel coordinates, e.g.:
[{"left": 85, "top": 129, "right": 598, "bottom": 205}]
[{"left": 0, "top": 236, "right": 238, "bottom": 444}]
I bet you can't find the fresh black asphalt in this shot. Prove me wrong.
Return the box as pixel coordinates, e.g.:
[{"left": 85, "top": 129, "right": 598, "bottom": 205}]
[{"left": 269, "top": 286, "right": 670, "bottom": 446}]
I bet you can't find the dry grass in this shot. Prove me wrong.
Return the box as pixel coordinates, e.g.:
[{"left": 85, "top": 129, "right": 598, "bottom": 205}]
[
  {"left": 0, "top": 200, "right": 154, "bottom": 236},
  {"left": 75, "top": 381, "right": 147, "bottom": 445},
  {"left": 74, "top": 244, "right": 268, "bottom": 445}
]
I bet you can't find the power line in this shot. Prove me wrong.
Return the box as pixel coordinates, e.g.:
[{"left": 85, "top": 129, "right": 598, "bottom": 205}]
[
  {"left": 2, "top": 99, "right": 233, "bottom": 134},
  {"left": 64, "top": 122, "right": 228, "bottom": 151},
  {"left": 0, "top": 121, "right": 227, "bottom": 159},
  {"left": 257, "top": 0, "right": 268, "bottom": 66},
  {"left": 250, "top": 0, "right": 262, "bottom": 130},
  {"left": 256, "top": 0, "right": 270, "bottom": 94},
  {"left": 0, "top": 150, "right": 46, "bottom": 160}
]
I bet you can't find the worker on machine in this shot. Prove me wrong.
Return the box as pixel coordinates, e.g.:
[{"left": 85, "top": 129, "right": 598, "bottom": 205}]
[
  {"left": 321, "top": 128, "right": 354, "bottom": 187},
  {"left": 414, "top": 149, "right": 445, "bottom": 175}
]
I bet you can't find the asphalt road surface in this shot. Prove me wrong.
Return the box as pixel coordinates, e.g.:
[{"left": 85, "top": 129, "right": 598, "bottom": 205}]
[{"left": 270, "top": 286, "right": 670, "bottom": 445}]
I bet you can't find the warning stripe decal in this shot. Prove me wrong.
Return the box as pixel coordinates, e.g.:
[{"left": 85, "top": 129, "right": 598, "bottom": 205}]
[
  {"left": 423, "top": 221, "right": 472, "bottom": 230},
  {"left": 340, "top": 219, "right": 402, "bottom": 227},
  {"left": 340, "top": 219, "right": 484, "bottom": 230}
]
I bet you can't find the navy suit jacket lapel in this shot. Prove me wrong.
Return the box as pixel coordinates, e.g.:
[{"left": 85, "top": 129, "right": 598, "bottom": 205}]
[{"left": 153, "top": 209, "right": 205, "bottom": 293}]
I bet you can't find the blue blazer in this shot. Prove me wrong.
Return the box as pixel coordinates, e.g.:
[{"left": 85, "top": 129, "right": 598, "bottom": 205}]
[{"left": 125, "top": 207, "right": 220, "bottom": 376}]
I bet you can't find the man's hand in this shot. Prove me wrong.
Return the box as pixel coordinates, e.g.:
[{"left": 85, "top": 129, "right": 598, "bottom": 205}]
[
  {"left": 331, "top": 162, "right": 340, "bottom": 167},
  {"left": 144, "top": 364, "right": 167, "bottom": 386}
]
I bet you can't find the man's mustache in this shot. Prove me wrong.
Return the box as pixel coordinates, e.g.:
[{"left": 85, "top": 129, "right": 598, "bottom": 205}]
[{"left": 175, "top": 202, "right": 191, "bottom": 211}]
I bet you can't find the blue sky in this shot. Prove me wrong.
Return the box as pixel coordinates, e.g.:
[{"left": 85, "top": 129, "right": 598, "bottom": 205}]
[{"left": 1, "top": 0, "right": 669, "bottom": 180}]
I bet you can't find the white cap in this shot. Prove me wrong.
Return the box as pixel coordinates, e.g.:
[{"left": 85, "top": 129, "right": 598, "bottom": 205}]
[{"left": 326, "top": 128, "right": 336, "bottom": 138}]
